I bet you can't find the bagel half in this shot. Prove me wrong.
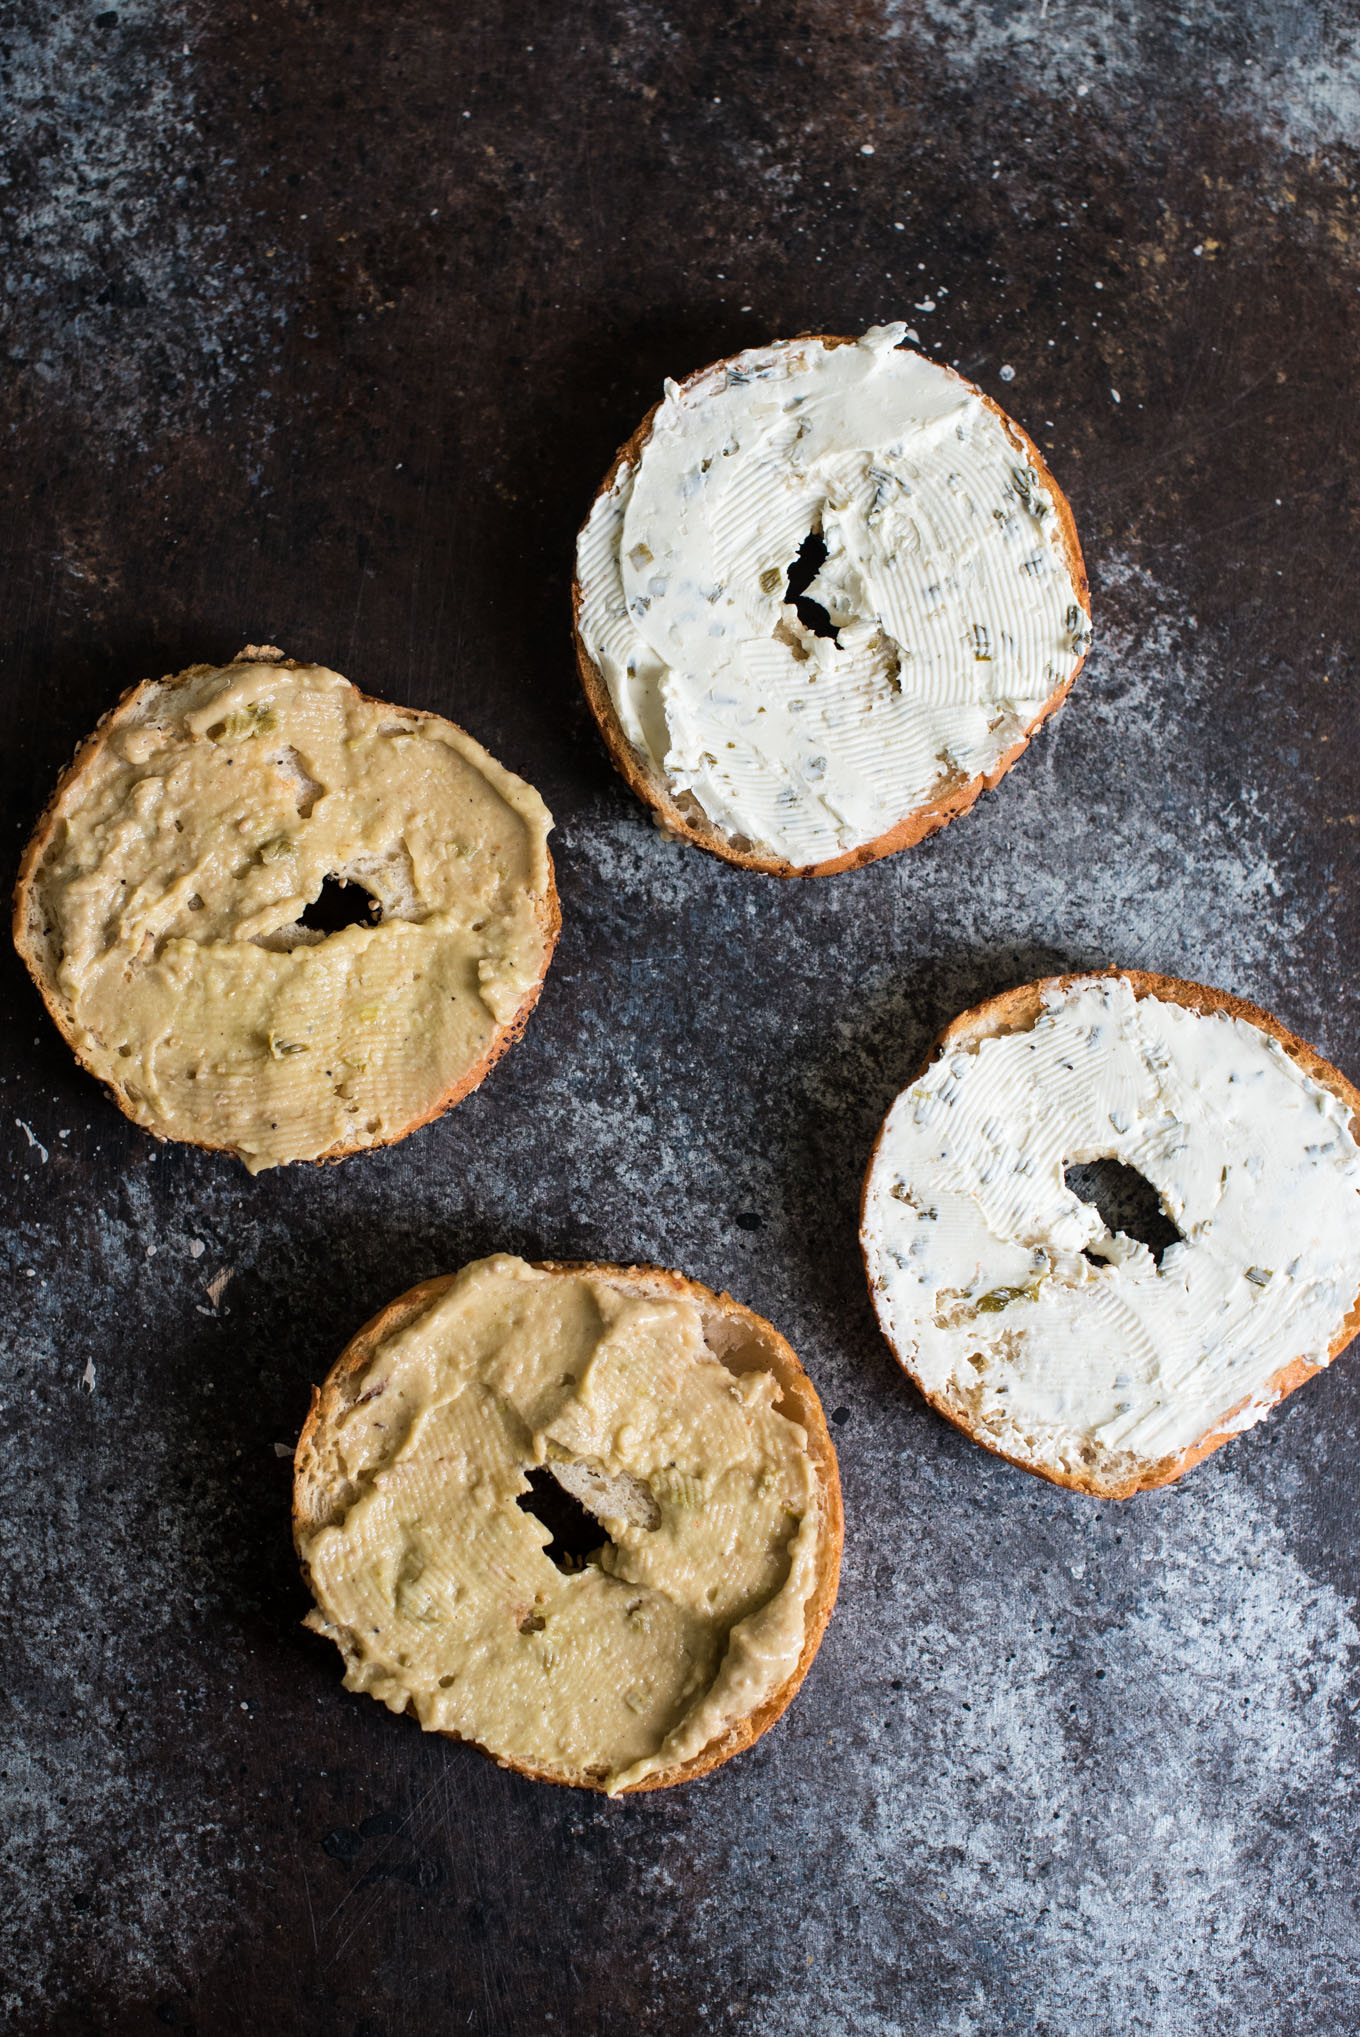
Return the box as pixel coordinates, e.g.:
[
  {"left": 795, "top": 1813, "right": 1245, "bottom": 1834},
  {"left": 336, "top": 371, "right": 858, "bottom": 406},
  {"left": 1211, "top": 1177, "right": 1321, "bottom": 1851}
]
[
  {"left": 14, "top": 649, "right": 558, "bottom": 1172},
  {"left": 294, "top": 1256, "right": 843, "bottom": 1794},
  {"left": 573, "top": 326, "right": 1090, "bottom": 877},
  {"left": 861, "top": 971, "right": 1360, "bottom": 1498}
]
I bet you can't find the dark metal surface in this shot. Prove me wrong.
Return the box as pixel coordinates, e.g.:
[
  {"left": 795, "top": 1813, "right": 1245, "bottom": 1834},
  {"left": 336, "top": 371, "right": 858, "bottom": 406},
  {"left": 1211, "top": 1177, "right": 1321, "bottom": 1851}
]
[{"left": 3, "top": 3, "right": 1359, "bottom": 2030}]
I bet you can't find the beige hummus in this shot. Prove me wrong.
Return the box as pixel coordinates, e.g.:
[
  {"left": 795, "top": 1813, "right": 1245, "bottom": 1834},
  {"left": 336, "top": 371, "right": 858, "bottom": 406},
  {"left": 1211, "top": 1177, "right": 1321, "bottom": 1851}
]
[
  {"left": 297, "top": 1257, "right": 823, "bottom": 1793},
  {"left": 18, "top": 655, "right": 555, "bottom": 1171}
]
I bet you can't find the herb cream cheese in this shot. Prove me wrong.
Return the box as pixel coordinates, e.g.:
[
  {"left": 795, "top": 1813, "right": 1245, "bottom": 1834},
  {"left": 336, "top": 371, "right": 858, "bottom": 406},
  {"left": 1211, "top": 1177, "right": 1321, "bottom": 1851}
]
[
  {"left": 862, "top": 977, "right": 1360, "bottom": 1485},
  {"left": 576, "top": 325, "right": 1089, "bottom": 867},
  {"left": 297, "top": 1257, "right": 824, "bottom": 1793}
]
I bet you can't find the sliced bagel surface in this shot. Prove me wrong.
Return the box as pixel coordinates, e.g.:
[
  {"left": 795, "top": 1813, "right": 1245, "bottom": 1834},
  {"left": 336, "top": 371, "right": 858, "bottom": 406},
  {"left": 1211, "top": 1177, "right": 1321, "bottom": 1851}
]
[
  {"left": 14, "top": 649, "right": 558, "bottom": 1172},
  {"left": 574, "top": 325, "right": 1090, "bottom": 877},
  {"left": 294, "top": 1256, "right": 843, "bottom": 1793},
  {"left": 861, "top": 971, "right": 1360, "bottom": 1497}
]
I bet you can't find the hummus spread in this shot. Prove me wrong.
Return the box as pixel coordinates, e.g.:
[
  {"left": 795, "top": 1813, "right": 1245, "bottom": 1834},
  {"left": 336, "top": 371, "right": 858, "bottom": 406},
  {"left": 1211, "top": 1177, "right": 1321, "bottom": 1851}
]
[
  {"left": 21, "top": 657, "right": 554, "bottom": 1171},
  {"left": 576, "top": 325, "right": 1089, "bottom": 866},
  {"left": 298, "top": 1257, "right": 822, "bottom": 1793},
  {"left": 863, "top": 977, "right": 1360, "bottom": 1482}
]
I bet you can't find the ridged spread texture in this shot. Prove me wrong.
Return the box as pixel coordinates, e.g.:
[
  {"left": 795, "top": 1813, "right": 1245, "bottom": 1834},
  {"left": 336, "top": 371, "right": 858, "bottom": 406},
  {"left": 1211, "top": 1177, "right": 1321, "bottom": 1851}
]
[
  {"left": 863, "top": 977, "right": 1360, "bottom": 1488},
  {"left": 16, "top": 658, "right": 555, "bottom": 1171},
  {"left": 297, "top": 1257, "right": 822, "bottom": 1794},
  {"left": 576, "top": 325, "right": 1089, "bottom": 865}
]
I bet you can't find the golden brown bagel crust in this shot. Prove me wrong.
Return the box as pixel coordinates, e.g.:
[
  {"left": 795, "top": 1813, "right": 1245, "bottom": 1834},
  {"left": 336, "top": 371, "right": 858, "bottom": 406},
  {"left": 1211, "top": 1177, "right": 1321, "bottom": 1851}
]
[
  {"left": 573, "top": 333, "right": 1090, "bottom": 878},
  {"left": 12, "top": 648, "right": 560, "bottom": 1166},
  {"left": 294, "top": 1261, "right": 844, "bottom": 1793},
  {"left": 860, "top": 969, "right": 1360, "bottom": 1498}
]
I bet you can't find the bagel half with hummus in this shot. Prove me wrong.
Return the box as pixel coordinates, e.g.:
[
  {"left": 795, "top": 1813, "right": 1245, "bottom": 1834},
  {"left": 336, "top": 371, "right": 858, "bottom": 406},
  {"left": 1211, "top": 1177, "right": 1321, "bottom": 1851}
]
[
  {"left": 861, "top": 972, "right": 1360, "bottom": 1498},
  {"left": 13, "top": 649, "right": 558, "bottom": 1172},
  {"left": 573, "top": 324, "right": 1091, "bottom": 877},
  {"left": 294, "top": 1255, "right": 843, "bottom": 1794}
]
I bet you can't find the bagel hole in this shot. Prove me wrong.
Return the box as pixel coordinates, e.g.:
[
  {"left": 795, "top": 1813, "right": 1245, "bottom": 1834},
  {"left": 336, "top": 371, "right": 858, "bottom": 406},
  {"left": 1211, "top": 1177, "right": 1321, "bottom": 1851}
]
[
  {"left": 517, "top": 1466, "right": 614, "bottom": 1574},
  {"left": 298, "top": 876, "right": 381, "bottom": 937},
  {"left": 1065, "top": 1157, "right": 1183, "bottom": 1265},
  {"left": 784, "top": 528, "right": 840, "bottom": 643}
]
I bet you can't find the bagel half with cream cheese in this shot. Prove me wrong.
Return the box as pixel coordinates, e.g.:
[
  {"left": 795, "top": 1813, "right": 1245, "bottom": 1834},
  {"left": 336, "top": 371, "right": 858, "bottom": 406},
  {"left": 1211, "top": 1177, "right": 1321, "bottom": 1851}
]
[
  {"left": 574, "top": 325, "right": 1091, "bottom": 876},
  {"left": 861, "top": 971, "right": 1360, "bottom": 1498},
  {"left": 14, "top": 649, "right": 558, "bottom": 1173},
  {"left": 294, "top": 1255, "right": 843, "bottom": 1794}
]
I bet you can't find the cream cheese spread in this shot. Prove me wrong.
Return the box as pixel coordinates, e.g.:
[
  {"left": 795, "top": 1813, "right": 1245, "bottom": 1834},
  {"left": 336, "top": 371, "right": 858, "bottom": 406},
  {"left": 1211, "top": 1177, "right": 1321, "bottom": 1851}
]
[
  {"left": 862, "top": 977, "right": 1360, "bottom": 1481},
  {"left": 21, "top": 658, "right": 555, "bottom": 1171},
  {"left": 298, "top": 1258, "right": 822, "bottom": 1793},
  {"left": 576, "top": 325, "right": 1089, "bottom": 866}
]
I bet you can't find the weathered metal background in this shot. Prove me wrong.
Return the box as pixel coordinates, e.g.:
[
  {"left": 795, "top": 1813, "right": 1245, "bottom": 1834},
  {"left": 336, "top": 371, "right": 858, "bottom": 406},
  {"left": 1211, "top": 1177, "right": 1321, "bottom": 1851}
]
[{"left": 3, "top": 2, "right": 1358, "bottom": 2030}]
